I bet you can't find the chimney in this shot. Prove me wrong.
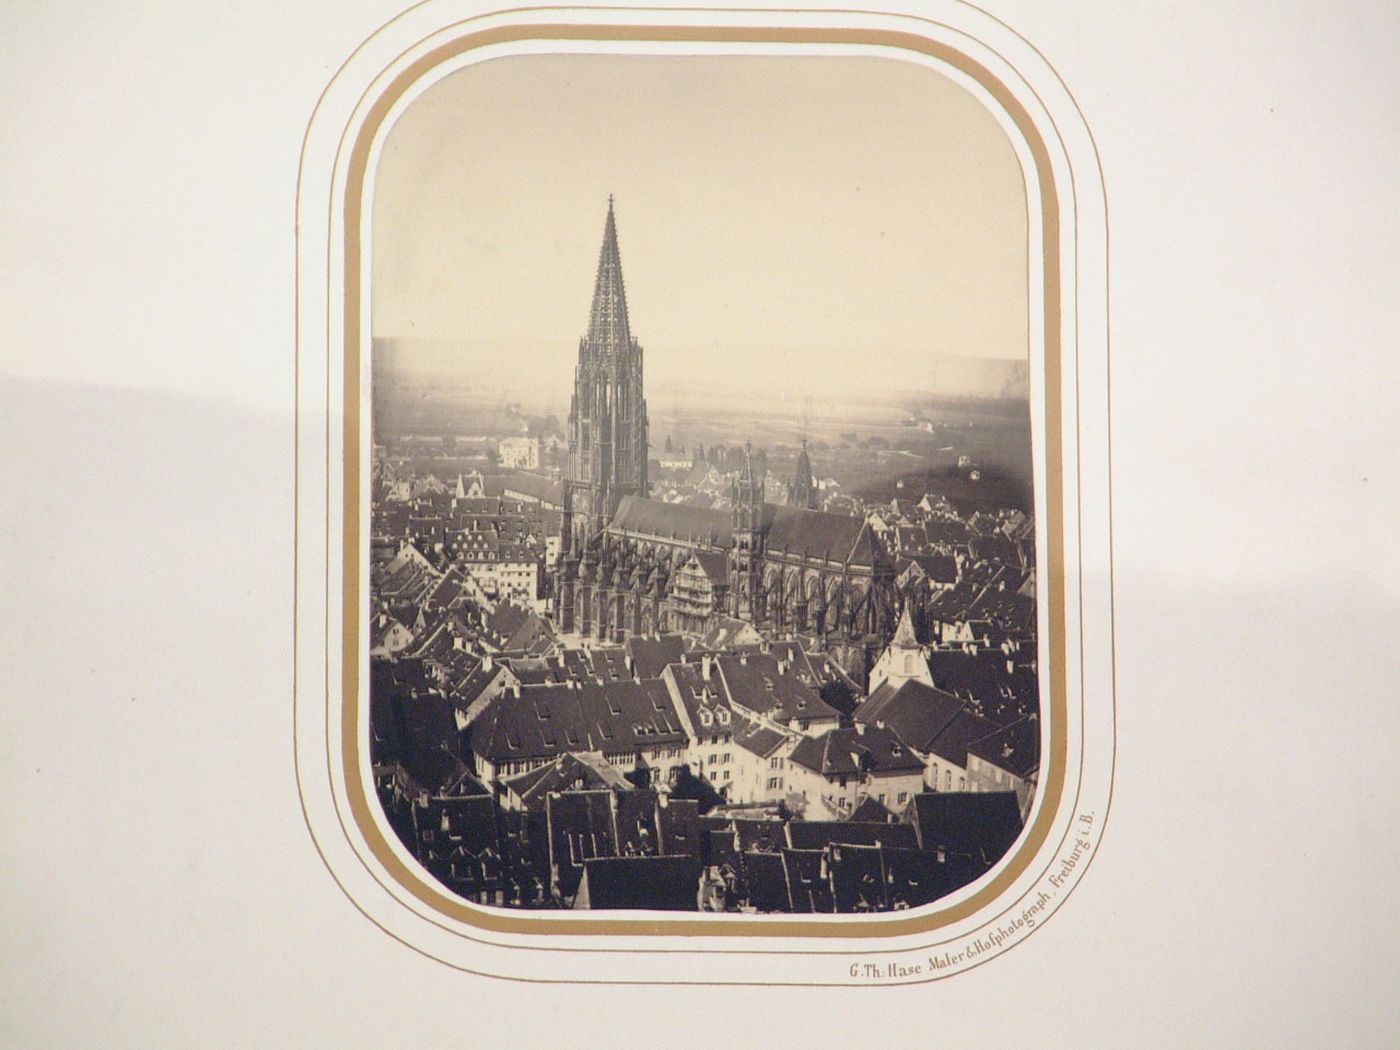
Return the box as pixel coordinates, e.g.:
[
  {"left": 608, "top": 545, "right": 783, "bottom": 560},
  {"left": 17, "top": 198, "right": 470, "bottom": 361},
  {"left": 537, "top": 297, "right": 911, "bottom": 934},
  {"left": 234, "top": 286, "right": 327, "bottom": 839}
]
[
  {"left": 483, "top": 654, "right": 494, "bottom": 671},
  {"left": 509, "top": 682, "right": 521, "bottom": 699},
  {"left": 702, "top": 655, "right": 713, "bottom": 680}
]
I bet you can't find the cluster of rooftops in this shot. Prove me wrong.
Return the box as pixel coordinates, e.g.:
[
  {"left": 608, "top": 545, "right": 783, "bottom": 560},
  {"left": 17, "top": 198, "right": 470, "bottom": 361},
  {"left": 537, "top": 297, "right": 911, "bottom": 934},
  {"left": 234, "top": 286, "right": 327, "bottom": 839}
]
[
  {"left": 374, "top": 768, "right": 1026, "bottom": 913},
  {"left": 371, "top": 619, "right": 1040, "bottom": 913}
]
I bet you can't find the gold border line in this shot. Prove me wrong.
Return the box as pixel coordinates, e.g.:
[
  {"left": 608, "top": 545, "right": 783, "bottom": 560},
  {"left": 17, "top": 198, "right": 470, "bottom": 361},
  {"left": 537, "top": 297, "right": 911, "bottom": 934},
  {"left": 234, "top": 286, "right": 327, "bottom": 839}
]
[{"left": 338, "top": 22, "right": 1064, "bottom": 938}]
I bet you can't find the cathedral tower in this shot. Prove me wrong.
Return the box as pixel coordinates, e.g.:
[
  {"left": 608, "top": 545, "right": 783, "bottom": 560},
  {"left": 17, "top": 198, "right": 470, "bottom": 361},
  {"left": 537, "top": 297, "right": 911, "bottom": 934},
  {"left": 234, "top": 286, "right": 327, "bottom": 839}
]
[
  {"left": 563, "top": 197, "right": 650, "bottom": 547},
  {"left": 789, "top": 438, "right": 818, "bottom": 509},
  {"left": 730, "top": 443, "right": 766, "bottom": 622}
]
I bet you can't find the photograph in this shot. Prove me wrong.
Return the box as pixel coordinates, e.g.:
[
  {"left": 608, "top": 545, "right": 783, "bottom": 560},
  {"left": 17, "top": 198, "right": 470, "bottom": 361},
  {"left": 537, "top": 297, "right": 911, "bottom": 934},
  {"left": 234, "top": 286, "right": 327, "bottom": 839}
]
[{"left": 366, "top": 53, "right": 1042, "bottom": 912}]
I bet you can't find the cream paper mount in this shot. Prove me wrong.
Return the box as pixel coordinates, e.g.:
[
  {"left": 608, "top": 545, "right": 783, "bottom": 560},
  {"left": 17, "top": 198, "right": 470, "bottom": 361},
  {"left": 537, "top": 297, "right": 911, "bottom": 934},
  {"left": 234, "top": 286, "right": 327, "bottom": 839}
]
[{"left": 294, "top": 0, "right": 1114, "bottom": 985}]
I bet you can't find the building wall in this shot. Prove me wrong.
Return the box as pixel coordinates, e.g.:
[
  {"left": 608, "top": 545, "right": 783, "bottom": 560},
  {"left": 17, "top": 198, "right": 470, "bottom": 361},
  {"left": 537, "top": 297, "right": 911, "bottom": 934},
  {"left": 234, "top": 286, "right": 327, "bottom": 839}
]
[
  {"left": 966, "top": 753, "right": 1033, "bottom": 814},
  {"left": 498, "top": 437, "right": 540, "bottom": 470},
  {"left": 925, "top": 753, "right": 970, "bottom": 794}
]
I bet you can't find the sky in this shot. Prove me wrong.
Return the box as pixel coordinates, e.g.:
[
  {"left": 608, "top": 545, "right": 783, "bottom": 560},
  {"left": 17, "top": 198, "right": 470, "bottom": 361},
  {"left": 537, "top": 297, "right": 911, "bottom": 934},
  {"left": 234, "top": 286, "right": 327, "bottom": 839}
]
[{"left": 371, "top": 53, "right": 1028, "bottom": 405}]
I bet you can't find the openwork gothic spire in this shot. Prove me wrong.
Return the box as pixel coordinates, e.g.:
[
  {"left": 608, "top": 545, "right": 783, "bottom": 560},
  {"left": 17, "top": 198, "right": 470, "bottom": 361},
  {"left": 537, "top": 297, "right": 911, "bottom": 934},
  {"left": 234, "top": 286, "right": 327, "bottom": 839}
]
[{"left": 585, "top": 195, "right": 633, "bottom": 358}]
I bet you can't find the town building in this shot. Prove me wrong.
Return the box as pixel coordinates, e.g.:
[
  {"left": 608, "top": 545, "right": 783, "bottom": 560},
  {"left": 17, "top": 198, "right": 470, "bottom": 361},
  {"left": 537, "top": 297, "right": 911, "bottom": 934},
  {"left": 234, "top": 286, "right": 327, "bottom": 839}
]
[{"left": 496, "top": 436, "right": 540, "bottom": 470}]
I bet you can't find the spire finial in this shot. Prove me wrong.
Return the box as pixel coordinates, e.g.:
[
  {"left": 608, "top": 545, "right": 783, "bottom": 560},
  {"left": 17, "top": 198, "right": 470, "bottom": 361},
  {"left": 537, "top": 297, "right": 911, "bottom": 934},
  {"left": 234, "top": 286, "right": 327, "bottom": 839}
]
[{"left": 608, "top": 193, "right": 614, "bottom": 212}]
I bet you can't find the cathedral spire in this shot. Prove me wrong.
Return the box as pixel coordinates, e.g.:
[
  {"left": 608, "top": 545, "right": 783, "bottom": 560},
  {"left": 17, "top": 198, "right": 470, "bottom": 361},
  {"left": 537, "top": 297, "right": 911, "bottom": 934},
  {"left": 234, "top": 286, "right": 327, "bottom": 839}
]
[
  {"left": 586, "top": 195, "right": 632, "bottom": 357},
  {"left": 790, "top": 438, "right": 817, "bottom": 509},
  {"left": 561, "top": 198, "right": 650, "bottom": 546}
]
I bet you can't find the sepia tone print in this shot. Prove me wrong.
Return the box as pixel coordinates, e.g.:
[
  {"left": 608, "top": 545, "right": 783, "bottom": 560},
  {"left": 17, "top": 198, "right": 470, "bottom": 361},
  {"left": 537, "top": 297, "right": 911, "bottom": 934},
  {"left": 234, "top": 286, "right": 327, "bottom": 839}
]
[{"left": 366, "top": 55, "right": 1041, "bottom": 914}]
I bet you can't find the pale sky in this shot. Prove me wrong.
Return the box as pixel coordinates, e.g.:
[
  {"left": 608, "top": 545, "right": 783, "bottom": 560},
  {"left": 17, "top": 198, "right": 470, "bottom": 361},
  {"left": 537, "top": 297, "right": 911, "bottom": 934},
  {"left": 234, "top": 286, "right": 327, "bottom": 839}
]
[{"left": 371, "top": 53, "right": 1028, "bottom": 403}]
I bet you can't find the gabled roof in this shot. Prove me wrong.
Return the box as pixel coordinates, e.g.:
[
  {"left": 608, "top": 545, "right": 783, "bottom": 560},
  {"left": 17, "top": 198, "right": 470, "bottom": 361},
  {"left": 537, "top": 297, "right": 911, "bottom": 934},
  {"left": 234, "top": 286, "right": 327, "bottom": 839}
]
[
  {"left": 900, "top": 551, "right": 959, "bottom": 584},
  {"left": 574, "top": 855, "right": 701, "bottom": 911},
  {"left": 472, "top": 679, "right": 688, "bottom": 767},
  {"left": 696, "top": 617, "right": 764, "bottom": 650},
  {"left": 765, "top": 505, "right": 879, "bottom": 567},
  {"left": 925, "top": 708, "right": 1002, "bottom": 768},
  {"left": 730, "top": 817, "right": 788, "bottom": 854},
  {"left": 609, "top": 496, "right": 732, "bottom": 547},
  {"left": 546, "top": 789, "right": 619, "bottom": 898},
  {"left": 780, "top": 848, "right": 833, "bottom": 913},
  {"left": 481, "top": 602, "right": 553, "bottom": 652},
  {"left": 926, "top": 648, "right": 1039, "bottom": 723},
  {"left": 623, "top": 634, "right": 686, "bottom": 679},
  {"left": 849, "top": 795, "right": 896, "bottom": 823},
  {"left": 499, "top": 751, "right": 630, "bottom": 809},
  {"left": 884, "top": 846, "right": 985, "bottom": 909},
  {"left": 785, "top": 820, "right": 918, "bottom": 851},
  {"left": 787, "top": 725, "right": 925, "bottom": 779},
  {"left": 827, "top": 843, "right": 888, "bottom": 912},
  {"left": 687, "top": 549, "right": 729, "bottom": 583},
  {"left": 965, "top": 715, "right": 1040, "bottom": 779},
  {"left": 716, "top": 652, "right": 841, "bottom": 727},
  {"left": 498, "top": 471, "right": 563, "bottom": 506},
  {"left": 731, "top": 717, "right": 788, "bottom": 759},
  {"left": 854, "top": 679, "right": 966, "bottom": 754},
  {"left": 369, "top": 614, "right": 410, "bottom": 650},
  {"left": 392, "top": 692, "right": 469, "bottom": 793},
  {"left": 738, "top": 850, "right": 790, "bottom": 912},
  {"left": 447, "top": 660, "right": 508, "bottom": 720},
  {"left": 907, "top": 791, "right": 1024, "bottom": 866}
]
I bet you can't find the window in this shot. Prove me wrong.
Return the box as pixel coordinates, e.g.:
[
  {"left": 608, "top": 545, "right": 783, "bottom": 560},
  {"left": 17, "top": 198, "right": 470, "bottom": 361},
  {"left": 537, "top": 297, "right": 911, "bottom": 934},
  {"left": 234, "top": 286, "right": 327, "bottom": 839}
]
[
  {"left": 944, "top": 770, "right": 952, "bottom": 791},
  {"left": 897, "top": 791, "right": 908, "bottom": 804}
]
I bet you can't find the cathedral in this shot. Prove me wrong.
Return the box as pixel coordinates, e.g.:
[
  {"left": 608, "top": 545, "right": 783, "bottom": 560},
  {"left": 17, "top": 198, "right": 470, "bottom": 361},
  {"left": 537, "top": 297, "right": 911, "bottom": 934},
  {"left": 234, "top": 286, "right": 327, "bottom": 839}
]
[{"left": 555, "top": 201, "right": 898, "bottom": 680}]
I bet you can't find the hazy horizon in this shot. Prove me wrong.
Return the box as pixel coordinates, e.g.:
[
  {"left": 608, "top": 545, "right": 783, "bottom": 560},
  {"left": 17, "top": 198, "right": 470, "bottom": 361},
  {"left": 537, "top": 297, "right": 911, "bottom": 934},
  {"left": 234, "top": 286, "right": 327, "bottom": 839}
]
[{"left": 371, "top": 53, "right": 1029, "bottom": 406}]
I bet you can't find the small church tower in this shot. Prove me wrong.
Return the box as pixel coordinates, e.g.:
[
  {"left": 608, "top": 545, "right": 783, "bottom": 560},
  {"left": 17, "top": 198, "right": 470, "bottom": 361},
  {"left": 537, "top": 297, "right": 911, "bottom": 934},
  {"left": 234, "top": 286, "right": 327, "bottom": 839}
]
[{"left": 868, "top": 601, "right": 934, "bottom": 693}]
